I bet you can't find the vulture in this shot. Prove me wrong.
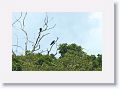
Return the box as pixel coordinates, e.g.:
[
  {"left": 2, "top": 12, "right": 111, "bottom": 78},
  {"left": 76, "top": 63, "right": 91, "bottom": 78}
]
[
  {"left": 39, "top": 28, "right": 42, "bottom": 32},
  {"left": 50, "top": 40, "right": 55, "bottom": 45}
]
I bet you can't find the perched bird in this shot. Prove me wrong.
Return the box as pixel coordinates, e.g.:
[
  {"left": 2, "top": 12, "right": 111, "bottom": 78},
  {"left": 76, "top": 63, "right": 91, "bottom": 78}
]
[
  {"left": 39, "top": 28, "right": 42, "bottom": 32},
  {"left": 50, "top": 40, "right": 55, "bottom": 45}
]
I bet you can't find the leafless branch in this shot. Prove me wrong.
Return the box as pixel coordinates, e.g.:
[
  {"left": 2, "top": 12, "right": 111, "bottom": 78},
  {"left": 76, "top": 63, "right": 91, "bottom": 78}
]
[
  {"left": 39, "top": 49, "right": 48, "bottom": 54},
  {"left": 31, "top": 13, "right": 55, "bottom": 53},
  {"left": 42, "top": 13, "right": 56, "bottom": 32},
  {"left": 12, "top": 50, "right": 16, "bottom": 56},
  {"left": 34, "top": 45, "right": 41, "bottom": 51},
  {"left": 12, "top": 12, "right": 57, "bottom": 56},
  {"left": 47, "top": 24, "right": 56, "bottom": 31},
  {"left": 12, "top": 45, "right": 24, "bottom": 51},
  {"left": 47, "top": 37, "right": 59, "bottom": 55},
  {"left": 43, "top": 13, "right": 48, "bottom": 28},
  {"left": 22, "top": 13, "right": 28, "bottom": 54},
  {"left": 33, "top": 30, "right": 41, "bottom": 49},
  {"left": 32, "top": 33, "right": 50, "bottom": 53},
  {"left": 12, "top": 12, "right": 22, "bottom": 26},
  {"left": 15, "top": 13, "right": 28, "bottom": 54},
  {"left": 28, "top": 40, "right": 34, "bottom": 44},
  {"left": 36, "top": 33, "right": 50, "bottom": 47},
  {"left": 54, "top": 42, "right": 58, "bottom": 56},
  {"left": 22, "top": 12, "right": 27, "bottom": 29},
  {"left": 54, "top": 37, "right": 59, "bottom": 56},
  {"left": 15, "top": 34, "right": 18, "bottom": 53}
]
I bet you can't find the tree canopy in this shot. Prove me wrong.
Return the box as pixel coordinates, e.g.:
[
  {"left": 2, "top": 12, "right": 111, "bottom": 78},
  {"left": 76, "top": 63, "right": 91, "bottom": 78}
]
[{"left": 12, "top": 43, "right": 102, "bottom": 71}]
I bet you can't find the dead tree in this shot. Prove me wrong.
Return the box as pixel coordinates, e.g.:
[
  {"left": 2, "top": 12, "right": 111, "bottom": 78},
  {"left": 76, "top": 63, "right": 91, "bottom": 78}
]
[
  {"left": 12, "top": 12, "right": 29, "bottom": 55},
  {"left": 31, "top": 13, "right": 56, "bottom": 53},
  {"left": 12, "top": 12, "right": 58, "bottom": 56}
]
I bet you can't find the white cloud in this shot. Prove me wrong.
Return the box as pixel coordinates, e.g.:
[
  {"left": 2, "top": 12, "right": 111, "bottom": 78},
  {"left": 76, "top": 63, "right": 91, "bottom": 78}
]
[
  {"left": 89, "top": 12, "right": 102, "bottom": 20},
  {"left": 88, "top": 12, "right": 102, "bottom": 45},
  {"left": 89, "top": 28, "right": 102, "bottom": 38},
  {"left": 80, "top": 13, "right": 103, "bottom": 55},
  {"left": 82, "top": 27, "right": 102, "bottom": 55}
]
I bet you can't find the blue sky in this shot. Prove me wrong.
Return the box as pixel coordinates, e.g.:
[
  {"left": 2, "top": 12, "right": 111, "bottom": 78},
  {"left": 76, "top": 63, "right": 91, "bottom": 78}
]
[{"left": 12, "top": 12, "right": 102, "bottom": 55}]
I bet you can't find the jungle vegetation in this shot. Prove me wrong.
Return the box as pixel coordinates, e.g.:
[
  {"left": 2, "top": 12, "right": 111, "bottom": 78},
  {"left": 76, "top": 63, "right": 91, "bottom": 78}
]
[{"left": 12, "top": 43, "right": 102, "bottom": 71}]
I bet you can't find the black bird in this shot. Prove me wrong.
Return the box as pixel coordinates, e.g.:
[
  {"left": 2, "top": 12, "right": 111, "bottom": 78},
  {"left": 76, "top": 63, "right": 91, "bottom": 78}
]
[
  {"left": 39, "top": 28, "right": 42, "bottom": 32},
  {"left": 50, "top": 40, "right": 55, "bottom": 45}
]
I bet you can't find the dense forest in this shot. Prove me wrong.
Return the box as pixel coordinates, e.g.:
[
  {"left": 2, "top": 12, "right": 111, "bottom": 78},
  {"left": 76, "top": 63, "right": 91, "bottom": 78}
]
[{"left": 12, "top": 43, "right": 102, "bottom": 71}]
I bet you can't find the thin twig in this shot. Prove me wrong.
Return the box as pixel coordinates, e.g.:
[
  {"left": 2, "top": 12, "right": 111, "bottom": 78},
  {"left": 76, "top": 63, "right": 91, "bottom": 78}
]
[
  {"left": 12, "top": 12, "right": 22, "bottom": 26},
  {"left": 15, "top": 34, "right": 18, "bottom": 53},
  {"left": 34, "top": 45, "right": 41, "bottom": 51},
  {"left": 36, "top": 33, "right": 50, "bottom": 48},
  {"left": 17, "top": 13, "right": 28, "bottom": 53},
  {"left": 12, "top": 50, "right": 16, "bottom": 56},
  {"left": 42, "top": 24, "right": 56, "bottom": 32},
  {"left": 22, "top": 12, "right": 27, "bottom": 29},
  {"left": 33, "top": 30, "right": 41, "bottom": 48},
  {"left": 47, "top": 37, "right": 59, "bottom": 55},
  {"left": 40, "top": 49, "right": 48, "bottom": 54},
  {"left": 54, "top": 42, "right": 58, "bottom": 56},
  {"left": 12, "top": 45, "right": 24, "bottom": 51},
  {"left": 32, "top": 33, "right": 50, "bottom": 53},
  {"left": 42, "top": 13, "right": 56, "bottom": 32}
]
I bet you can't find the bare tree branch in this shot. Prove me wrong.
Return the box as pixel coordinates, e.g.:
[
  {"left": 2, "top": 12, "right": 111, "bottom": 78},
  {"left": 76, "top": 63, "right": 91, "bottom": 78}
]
[
  {"left": 15, "top": 13, "right": 28, "bottom": 54},
  {"left": 12, "top": 45, "right": 24, "bottom": 51},
  {"left": 32, "top": 33, "right": 50, "bottom": 53},
  {"left": 54, "top": 42, "right": 58, "bottom": 56},
  {"left": 34, "top": 45, "right": 41, "bottom": 52},
  {"left": 17, "top": 20, "right": 29, "bottom": 44},
  {"left": 36, "top": 33, "right": 50, "bottom": 47},
  {"left": 28, "top": 40, "right": 34, "bottom": 44},
  {"left": 22, "top": 12, "right": 27, "bottom": 29},
  {"left": 45, "top": 24, "right": 56, "bottom": 31},
  {"left": 15, "top": 34, "right": 18, "bottom": 53},
  {"left": 43, "top": 13, "right": 48, "bottom": 28},
  {"left": 33, "top": 30, "right": 42, "bottom": 48},
  {"left": 39, "top": 49, "right": 48, "bottom": 54},
  {"left": 31, "top": 13, "right": 55, "bottom": 53},
  {"left": 42, "top": 13, "right": 56, "bottom": 32},
  {"left": 12, "top": 12, "right": 22, "bottom": 26},
  {"left": 12, "top": 50, "right": 16, "bottom": 56},
  {"left": 47, "top": 37, "right": 59, "bottom": 55},
  {"left": 12, "top": 12, "right": 58, "bottom": 56},
  {"left": 22, "top": 13, "right": 28, "bottom": 54}
]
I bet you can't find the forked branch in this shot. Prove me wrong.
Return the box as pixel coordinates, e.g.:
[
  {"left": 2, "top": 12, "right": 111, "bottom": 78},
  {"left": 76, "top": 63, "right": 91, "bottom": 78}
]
[{"left": 47, "top": 37, "right": 59, "bottom": 55}]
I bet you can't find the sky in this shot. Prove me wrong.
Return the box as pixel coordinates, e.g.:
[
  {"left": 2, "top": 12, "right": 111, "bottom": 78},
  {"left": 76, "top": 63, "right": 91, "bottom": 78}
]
[{"left": 12, "top": 12, "right": 102, "bottom": 56}]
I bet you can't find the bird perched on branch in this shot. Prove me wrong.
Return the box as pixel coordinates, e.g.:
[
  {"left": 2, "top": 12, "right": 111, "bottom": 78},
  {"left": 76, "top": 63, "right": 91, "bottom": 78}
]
[
  {"left": 39, "top": 28, "right": 42, "bottom": 32},
  {"left": 50, "top": 40, "right": 55, "bottom": 45}
]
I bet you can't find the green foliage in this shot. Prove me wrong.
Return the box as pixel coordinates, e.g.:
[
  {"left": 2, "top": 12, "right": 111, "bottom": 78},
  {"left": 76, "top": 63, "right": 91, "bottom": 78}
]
[{"left": 12, "top": 43, "right": 102, "bottom": 71}]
